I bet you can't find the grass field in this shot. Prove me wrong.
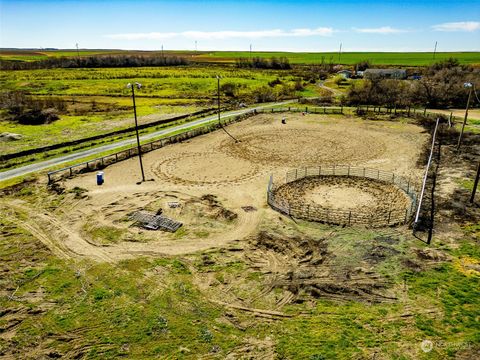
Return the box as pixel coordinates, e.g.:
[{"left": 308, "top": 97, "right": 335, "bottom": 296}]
[
  {"left": 2, "top": 49, "right": 480, "bottom": 66},
  {"left": 1, "top": 66, "right": 310, "bottom": 156},
  {"left": 1, "top": 112, "right": 478, "bottom": 358}
]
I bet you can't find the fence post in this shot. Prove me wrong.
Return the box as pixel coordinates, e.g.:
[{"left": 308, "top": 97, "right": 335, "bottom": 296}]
[
  {"left": 392, "top": 173, "right": 395, "bottom": 183},
  {"left": 423, "top": 108, "right": 427, "bottom": 116},
  {"left": 341, "top": 106, "right": 343, "bottom": 114},
  {"left": 295, "top": 168, "right": 298, "bottom": 179},
  {"left": 347, "top": 166, "right": 350, "bottom": 176},
  {"left": 69, "top": 167, "right": 73, "bottom": 176},
  {"left": 363, "top": 168, "right": 366, "bottom": 177},
  {"left": 319, "top": 166, "right": 321, "bottom": 176},
  {"left": 306, "top": 107, "right": 308, "bottom": 113},
  {"left": 407, "top": 180, "right": 410, "bottom": 193},
  {"left": 404, "top": 208, "right": 408, "bottom": 223},
  {"left": 377, "top": 169, "right": 379, "bottom": 179},
  {"left": 348, "top": 211, "right": 352, "bottom": 226},
  {"left": 387, "top": 210, "right": 392, "bottom": 224},
  {"left": 47, "top": 173, "right": 51, "bottom": 184},
  {"left": 86, "top": 162, "right": 89, "bottom": 170},
  {"left": 408, "top": 106, "right": 411, "bottom": 117}
]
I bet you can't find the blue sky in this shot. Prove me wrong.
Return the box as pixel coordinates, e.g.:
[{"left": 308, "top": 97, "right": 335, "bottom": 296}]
[{"left": 1, "top": 0, "right": 479, "bottom": 51}]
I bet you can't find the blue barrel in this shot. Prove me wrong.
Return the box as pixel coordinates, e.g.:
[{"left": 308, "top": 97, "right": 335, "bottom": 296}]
[{"left": 96, "top": 171, "right": 104, "bottom": 185}]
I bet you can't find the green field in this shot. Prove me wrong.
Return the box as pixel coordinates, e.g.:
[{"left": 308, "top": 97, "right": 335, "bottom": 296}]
[
  {"left": 1, "top": 66, "right": 310, "bottom": 156},
  {"left": 2, "top": 49, "right": 480, "bottom": 66},
  {"left": 1, "top": 186, "right": 479, "bottom": 358},
  {"left": 197, "top": 51, "right": 480, "bottom": 66}
]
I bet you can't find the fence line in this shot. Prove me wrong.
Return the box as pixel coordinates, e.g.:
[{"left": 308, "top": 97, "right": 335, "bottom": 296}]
[
  {"left": 267, "top": 165, "right": 418, "bottom": 228},
  {"left": 47, "top": 104, "right": 449, "bottom": 184}
]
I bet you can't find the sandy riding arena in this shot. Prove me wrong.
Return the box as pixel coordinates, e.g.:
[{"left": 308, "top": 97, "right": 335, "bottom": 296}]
[{"left": 17, "top": 113, "right": 429, "bottom": 261}]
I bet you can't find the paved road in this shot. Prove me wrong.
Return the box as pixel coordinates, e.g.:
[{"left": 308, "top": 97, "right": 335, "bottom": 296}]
[{"left": 0, "top": 100, "right": 296, "bottom": 182}]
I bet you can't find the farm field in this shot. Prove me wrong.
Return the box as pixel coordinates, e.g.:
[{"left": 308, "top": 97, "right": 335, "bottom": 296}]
[
  {"left": 2, "top": 49, "right": 480, "bottom": 65},
  {"left": 195, "top": 51, "right": 480, "bottom": 66},
  {"left": 1, "top": 66, "right": 310, "bottom": 156},
  {"left": 1, "top": 112, "right": 478, "bottom": 358}
]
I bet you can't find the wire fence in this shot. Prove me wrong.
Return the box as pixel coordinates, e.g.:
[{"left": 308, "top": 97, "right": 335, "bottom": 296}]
[
  {"left": 47, "top": 110, "right": 256, "bottom": 183},
  {"left": 255, "top": 106, "right": 344, "bottom": 115},
  {"left": 267, "top": 165, "right": 419, "bottom": 228},
  {"left": 354, "top": 105, "right": 459, "bottom": 124}
]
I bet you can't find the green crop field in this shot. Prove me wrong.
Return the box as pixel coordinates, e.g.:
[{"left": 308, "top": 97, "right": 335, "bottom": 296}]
[
  {"left": 195, "top": 51, "right": 480, "bottom": 66},
  {"left": 2, "top": 49, "right": 480, "bottom": 66}
]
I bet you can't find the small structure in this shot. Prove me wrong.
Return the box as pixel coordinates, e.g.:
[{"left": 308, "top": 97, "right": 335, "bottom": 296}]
[
  {"left": 337, "top": 70, "right": 353, "bottom": 79},
  {"left": 129, "top": 210, "right": 183, "bottom": 232},
  {"left": 364, "top": 69, "right": 407, "bottom": 80}
]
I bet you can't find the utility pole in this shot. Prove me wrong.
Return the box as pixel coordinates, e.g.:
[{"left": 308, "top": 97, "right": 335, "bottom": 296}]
[
  {"left": 127, "top": 82, "right": 145, "bottom": 183},
  {"left": 217, "top": 75, "right": 221, "bottom": 124},
  {"left": 76, "top": 43, "right": 80, "bottom": 58},
  {"left": 457, "top": 83, "right": 473, "bottom": 151},
  {"left": 470, "top": 161, "right": 480, "bottom": 203},
  {"left": 249, "top": 44, "right": 252, "bottom": 59},
  {"left": 338, "top": 42, "right": 342, "bottom": 63},
  {"left": 433, "top": 41, "right": 437, "bottom": 60},
  {"left": 216, "top": 76, "right": 238, "bottom": 142}
]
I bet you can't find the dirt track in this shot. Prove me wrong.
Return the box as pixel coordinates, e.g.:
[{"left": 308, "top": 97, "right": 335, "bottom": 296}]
[
  {"left": 275, "top": 175, "right": 411, "bottom": 219},
  {"left": 5, "top": 113, "right": 429, "bottom": 261}
]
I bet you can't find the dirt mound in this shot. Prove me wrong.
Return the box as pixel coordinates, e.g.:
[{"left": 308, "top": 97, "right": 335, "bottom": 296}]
[{"left": 246, "top": 231, "right": 395, "bottom": 303}]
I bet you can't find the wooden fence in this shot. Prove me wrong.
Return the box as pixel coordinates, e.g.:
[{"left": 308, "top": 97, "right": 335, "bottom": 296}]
[{"left": 267, "top": 165, "right": 419, "bottom": 228}]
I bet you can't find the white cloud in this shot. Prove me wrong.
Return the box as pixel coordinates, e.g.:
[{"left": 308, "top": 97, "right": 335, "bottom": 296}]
[
  {"left": 104, "top": 27, "right": 335, "bottom": 40},
  {"left": 354, "top": 26, "right": 408, "bottom": 34},
  {"left": 432, "top": 21, "right": 480, "bottom": 32}
]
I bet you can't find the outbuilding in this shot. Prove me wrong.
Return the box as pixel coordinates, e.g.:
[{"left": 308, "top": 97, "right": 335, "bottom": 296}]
[{"left": 364, "top": 68, "right": 407, "bottom": 80}]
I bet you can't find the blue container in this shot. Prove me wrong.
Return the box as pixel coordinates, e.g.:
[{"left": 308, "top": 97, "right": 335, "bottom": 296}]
[{"left": 96, "top": 171, "right": 104, "bottom": 185}]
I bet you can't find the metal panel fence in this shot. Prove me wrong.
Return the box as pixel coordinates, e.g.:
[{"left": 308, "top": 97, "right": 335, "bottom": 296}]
[
  {"left": 267, "top": 165, "right": 419, "bottom": 228},
  {"left": 47, "top": 110, "right": 256, "bottom": 183}
]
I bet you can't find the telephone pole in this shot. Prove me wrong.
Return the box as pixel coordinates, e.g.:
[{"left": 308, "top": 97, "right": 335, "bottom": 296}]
[{"left": 127, "top": 82, "right": 145, "bottom": 183}]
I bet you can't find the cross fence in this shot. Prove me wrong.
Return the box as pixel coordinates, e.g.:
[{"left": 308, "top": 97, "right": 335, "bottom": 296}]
[{"left": 267, "top": 165, "right": 419, "bottom": 228}]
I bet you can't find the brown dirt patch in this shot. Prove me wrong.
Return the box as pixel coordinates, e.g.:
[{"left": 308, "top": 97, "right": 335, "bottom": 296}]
[
  {"left": 152, "top": 152, "right": 259, "bottom": 185},
  {"left": 220, "top": 127, "right": 386, "bottom": 166}
]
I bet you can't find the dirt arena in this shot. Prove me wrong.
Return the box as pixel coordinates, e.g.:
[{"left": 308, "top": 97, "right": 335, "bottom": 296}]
[{"left": 18, "top": 113, "right": 430, "bottom": 261}]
